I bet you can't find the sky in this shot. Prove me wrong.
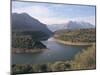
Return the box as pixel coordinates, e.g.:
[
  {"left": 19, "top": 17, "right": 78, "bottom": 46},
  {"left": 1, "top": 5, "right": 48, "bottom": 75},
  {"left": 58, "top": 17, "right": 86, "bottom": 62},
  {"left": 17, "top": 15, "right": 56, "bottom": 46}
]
[{"left": 12, "top": 1, "right": 96, "bottom": 25}]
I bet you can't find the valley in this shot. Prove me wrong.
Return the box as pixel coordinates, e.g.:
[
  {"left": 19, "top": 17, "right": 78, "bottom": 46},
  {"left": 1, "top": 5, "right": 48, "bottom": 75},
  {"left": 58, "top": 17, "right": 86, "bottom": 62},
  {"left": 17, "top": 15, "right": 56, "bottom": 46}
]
[{"left": 11, "top": 13, "right": 96, "bottom": 74}]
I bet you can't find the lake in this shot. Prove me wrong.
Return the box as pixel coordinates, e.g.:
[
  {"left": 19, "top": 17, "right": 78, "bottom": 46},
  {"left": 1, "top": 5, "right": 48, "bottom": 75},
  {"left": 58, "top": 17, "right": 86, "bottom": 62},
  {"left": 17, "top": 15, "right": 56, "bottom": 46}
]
[{"left": 12, "top": 38, "right": 88, "bottom": 64}]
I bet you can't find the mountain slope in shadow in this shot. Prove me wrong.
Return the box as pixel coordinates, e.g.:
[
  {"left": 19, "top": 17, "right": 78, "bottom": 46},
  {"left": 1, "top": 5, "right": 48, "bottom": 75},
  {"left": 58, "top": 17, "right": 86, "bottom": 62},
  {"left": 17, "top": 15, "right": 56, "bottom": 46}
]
[
  {"left": 12, "top": 13, "right": 53, "bottom": 52},
  {"left": 12, "top": 13, "right": 53, "bottom": 41}
]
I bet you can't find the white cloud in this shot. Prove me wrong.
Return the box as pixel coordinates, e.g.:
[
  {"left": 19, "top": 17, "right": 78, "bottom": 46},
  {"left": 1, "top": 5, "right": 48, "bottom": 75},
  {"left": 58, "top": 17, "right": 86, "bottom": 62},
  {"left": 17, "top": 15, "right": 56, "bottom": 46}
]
[
  {"left": 12, "top": 5, "right": 53, "bottom": 18},
  {"left": 12, "top": 5, "right": 95, "bottom": 25},
  {"left": 38, "top": 17, "right": 69, "bottom": 25},
  {"left": 12, "top": 5, "right": 69, "bottom": 25}
]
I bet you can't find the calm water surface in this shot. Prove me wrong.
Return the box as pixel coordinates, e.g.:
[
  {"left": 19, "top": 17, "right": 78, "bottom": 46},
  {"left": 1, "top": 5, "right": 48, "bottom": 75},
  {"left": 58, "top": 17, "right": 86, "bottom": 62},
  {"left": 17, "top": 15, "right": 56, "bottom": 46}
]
[{"left": 12, "top": 38, "right": 87, "bottom": 64}]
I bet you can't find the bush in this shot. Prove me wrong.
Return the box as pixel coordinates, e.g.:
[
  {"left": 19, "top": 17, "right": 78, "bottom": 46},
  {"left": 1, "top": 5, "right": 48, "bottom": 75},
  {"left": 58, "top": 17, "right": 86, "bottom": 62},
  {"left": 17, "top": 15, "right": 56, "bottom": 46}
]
[{"left": 50, "top": 61, "right": 71, "bottom": 71}]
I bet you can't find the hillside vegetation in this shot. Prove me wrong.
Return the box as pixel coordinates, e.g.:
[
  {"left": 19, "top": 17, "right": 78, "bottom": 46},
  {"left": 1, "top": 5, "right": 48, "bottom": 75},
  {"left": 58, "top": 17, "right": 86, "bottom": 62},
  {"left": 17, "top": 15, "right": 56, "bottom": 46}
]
[
  {"left": 54, "top": 28, "right": 95, "bottom": 43},
  {"left": 12, "top": 31, "right": 49, "bottom": 53}
]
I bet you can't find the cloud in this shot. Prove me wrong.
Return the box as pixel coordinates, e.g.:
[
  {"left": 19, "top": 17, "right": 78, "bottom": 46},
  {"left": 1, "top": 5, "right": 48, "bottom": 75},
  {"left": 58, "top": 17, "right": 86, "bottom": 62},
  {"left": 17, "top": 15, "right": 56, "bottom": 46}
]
[
  {"left": 12, "top": 5, "right": 53, "bottom": 18},
  {"left": 12, "top": 2, "right": 95, "bottom": 25},
  {"left": 39, "top": 16, "right": 95, "bottom": 25},
  {"left": 38, "top": 17, "right": 69, "bottom": 25}
]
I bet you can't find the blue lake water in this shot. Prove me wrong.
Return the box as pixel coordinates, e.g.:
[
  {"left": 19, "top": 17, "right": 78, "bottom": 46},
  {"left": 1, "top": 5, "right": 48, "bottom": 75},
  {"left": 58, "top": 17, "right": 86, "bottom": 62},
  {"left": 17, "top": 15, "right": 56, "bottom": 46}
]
[{"left": 12, "top": 38, "right": 87, "bottom": 64}]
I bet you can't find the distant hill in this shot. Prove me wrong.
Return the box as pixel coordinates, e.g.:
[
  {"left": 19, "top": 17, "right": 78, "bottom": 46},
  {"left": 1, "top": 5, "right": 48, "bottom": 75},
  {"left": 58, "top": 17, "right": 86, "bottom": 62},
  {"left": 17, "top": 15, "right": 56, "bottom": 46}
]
[
  {"left": 55, "top": 28, "right": 96, "bottom": 44},
  {"left": 66, "top": 21, "right": 95, "bottom": 30},
  {"left": 12, "top": 13, "right": 53, "bottom": 41},
  {"left": 47, "top": 21, "right": 95, "bottom": 32}
]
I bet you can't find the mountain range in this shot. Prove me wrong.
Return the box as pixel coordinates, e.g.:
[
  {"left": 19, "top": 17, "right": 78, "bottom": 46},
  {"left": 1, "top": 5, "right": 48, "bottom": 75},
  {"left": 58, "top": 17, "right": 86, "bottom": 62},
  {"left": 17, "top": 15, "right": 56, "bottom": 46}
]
[
  {"left": 47, "top": 21, "right": 95, "bottom": 32},
  {"left": 12, "top": 12, "right": 95, "bottom": 39}
]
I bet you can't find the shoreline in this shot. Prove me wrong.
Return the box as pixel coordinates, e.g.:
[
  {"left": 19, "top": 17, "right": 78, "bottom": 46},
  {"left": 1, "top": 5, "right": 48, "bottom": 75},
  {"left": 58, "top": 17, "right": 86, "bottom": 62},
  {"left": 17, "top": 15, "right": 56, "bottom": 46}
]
[
  {"left": 54, "top": 38, "right": 93, "bottom": 46},
  {"left": 12, "top": 48, "right": 47, "bottom": 54}
]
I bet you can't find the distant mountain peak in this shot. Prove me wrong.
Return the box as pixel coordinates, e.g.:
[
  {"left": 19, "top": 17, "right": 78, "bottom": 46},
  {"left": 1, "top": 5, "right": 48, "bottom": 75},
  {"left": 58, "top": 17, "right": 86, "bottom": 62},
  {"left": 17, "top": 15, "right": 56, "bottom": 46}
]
[
  {"left": 47, "top": 21, "right": 95, "bottom": 32},
  {"left": 66, "top": 21, "right": 95, "bottom": 30}
]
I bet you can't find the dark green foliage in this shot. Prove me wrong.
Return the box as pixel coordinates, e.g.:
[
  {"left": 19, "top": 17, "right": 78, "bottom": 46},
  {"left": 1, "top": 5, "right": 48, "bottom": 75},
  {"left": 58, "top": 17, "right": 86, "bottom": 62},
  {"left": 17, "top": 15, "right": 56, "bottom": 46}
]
[
  {"left": 12, "top": 64, "right": 33, "bottom": 74},
  {"left": 12, "top": 62, "right": 71, "bottom": 74},
  {"left": 12, "top": 31, "right": 47, "bottom": 49},
  {"left": 12, "top": 35, "right": 35, "bottom": 49}
]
